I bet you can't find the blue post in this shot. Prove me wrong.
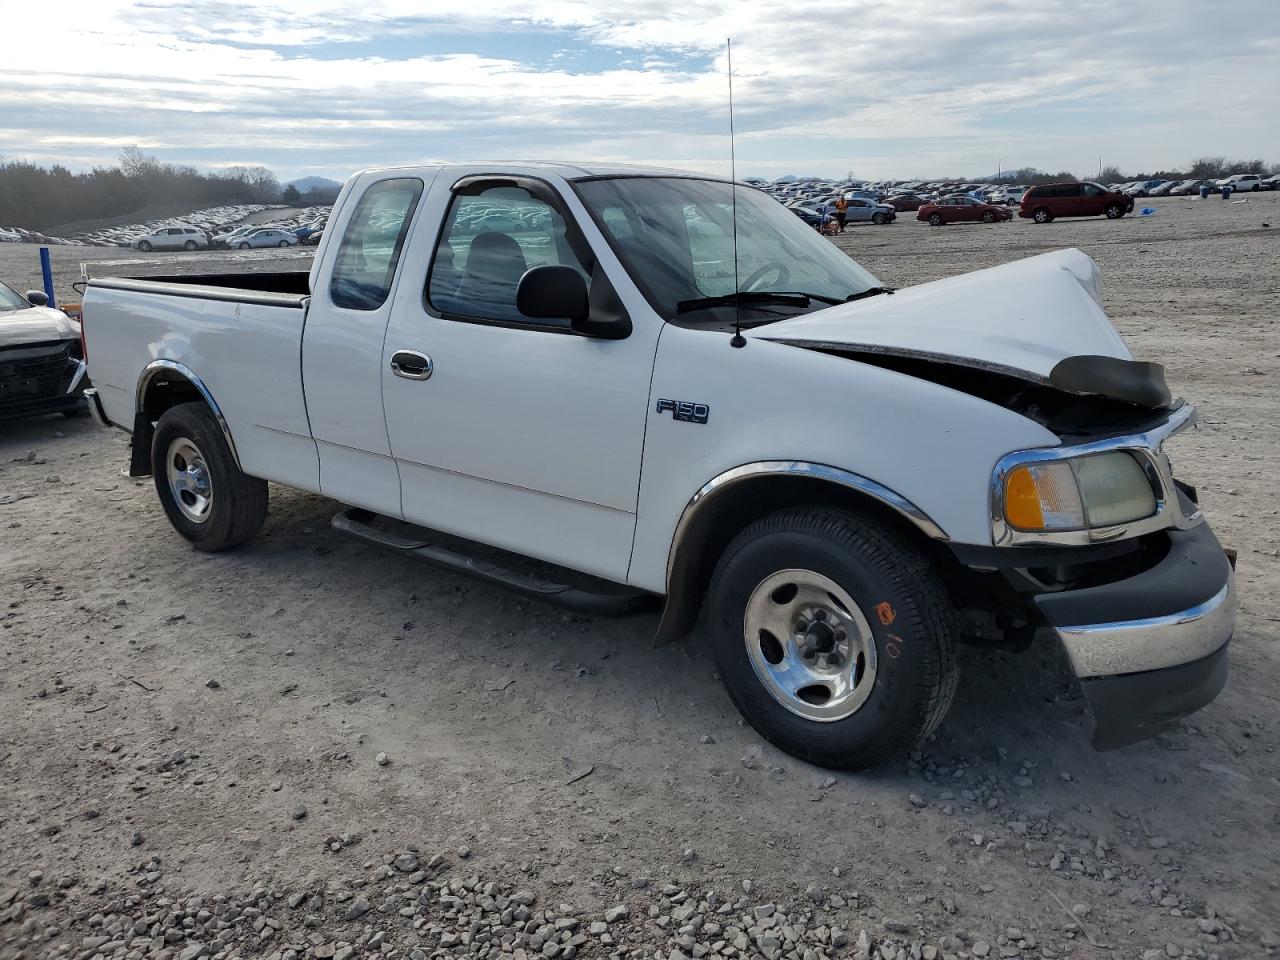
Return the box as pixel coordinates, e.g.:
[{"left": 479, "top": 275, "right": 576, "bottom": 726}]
[{"left": 39, "top": 247, "right": 56, "bottom": 309}]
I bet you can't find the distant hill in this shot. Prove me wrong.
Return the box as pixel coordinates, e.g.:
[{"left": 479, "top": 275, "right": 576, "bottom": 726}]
[{"left": 286, "top": 176, "right": 343, "bottom": 193}]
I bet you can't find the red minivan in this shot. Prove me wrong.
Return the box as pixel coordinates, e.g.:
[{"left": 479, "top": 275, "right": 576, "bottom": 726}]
[{"left": 1019, "top": 182, "right": 1134, "bottom": 223}]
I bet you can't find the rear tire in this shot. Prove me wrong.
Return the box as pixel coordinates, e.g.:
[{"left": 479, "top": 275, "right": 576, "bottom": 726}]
[
  {"left": 1032, "top": 207, "right": 1053, "bottom": 223},
  {"left": 1105, "top": 203, "right": 1125, "bottom": 219},
  {"left": 706, "top": 507, "right": 959, "bottom": 770},
  {"left": 152, "top": 402, "right": 267, "bottom": 552},
  {"left": 928, "top": 213, "right": 943, "bottom": 226}
]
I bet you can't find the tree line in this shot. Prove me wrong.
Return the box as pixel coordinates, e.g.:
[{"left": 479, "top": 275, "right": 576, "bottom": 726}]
[
  {"left": 989, "top": 156, "right": 1277, "bottom": 187},
  {"left": 0, "top": 147, "right": 299, "bottom": 232}
]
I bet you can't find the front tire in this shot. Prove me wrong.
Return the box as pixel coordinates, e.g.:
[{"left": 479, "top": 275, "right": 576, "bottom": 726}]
[
  {"left": 238, "top": 242, "right": 251, "bottom": 250},
  {"left": 184, "top": 240, "right": 197, "bottom": 251},
  {"left": 871, "top": 213, "right": 887, "bottom": 225},
  {"left": 137, "top": 240, "right": 152, "bottom": 251},
  {"left": 1032, "top": 207, "right": 1053, "bottom": 223},
  {"left": 982, "top": 211, "right": 997, "bottom": 223},
  {"left": 706, "top": 508, "right": 959, "bottom": 770},
  {"left": 152, "top": 402, "right": 267, "bottom": 552},
  {"left": 1105, "top": 203, "right": 1125, "bottom": 219},
  {"left": 928, "top": 213, "right": 943, "bottom": 226},
  {"left": 278, "top": 240, "right": 290, "bottom": 247}
]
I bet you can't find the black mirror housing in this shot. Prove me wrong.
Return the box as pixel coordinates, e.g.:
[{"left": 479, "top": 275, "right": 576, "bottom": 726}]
[
  {"left": 26, "top": 290, "right": 49, "bottom": 307},
  {"left": 516, "top": 265, "right": 588, "bottom": 323}
]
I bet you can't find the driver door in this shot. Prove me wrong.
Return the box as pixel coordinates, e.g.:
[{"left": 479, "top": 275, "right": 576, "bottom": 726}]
[{"left": 380, "top": 170, "right": 660, "bottom": 582}]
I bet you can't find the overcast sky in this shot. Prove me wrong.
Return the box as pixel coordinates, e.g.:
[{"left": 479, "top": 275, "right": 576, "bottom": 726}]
[{"left": 2, "top": 0, "right": 1277, "bottom": 183}]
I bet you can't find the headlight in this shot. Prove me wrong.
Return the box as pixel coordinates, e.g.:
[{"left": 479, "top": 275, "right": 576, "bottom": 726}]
[{"left": 1003, "top": 451, "right": 1156, "bottom": 532}]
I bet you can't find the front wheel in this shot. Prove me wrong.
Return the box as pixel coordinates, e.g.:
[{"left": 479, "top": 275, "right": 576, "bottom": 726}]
[
  {"left": 238, "top": 242, "right": 251, "bottom": 249},
  {"left": 278, "top": 240, "right": 290, "bottom": 247},
  {"left": 928, "top": 213, "right": 943, "bottom": 226},
  {"left": 152, "top": 402, "right": 267, "bottom": 552},
  {"left": 137, "top": 240, "right": 152, "bottom": 252},
  {"left": 184, "top": 240, "right": 197, "bottom": 251},
  {"left": 1032, "top": 207, "right": 1053, "bottom": 223},
  {"left": 982, "top": 211, "right": 997, "bottom": 223},
  {"left": 871, "top": 213, "right": 887, "bottom": 225},
  {"left": 707, "top": 508, "right": 959, "bottom": 770},
  {"left": 1105, "top": 203, "right": 1125, "bottom": 219}
]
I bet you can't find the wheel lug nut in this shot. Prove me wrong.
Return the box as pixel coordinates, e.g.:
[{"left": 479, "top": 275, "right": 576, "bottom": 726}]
[{"left": 814, "top": 609, "right": 827, "bottom": 622}]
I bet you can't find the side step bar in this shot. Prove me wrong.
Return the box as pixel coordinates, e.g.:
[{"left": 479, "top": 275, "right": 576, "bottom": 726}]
[{"left": 331, "top": 508, "right": 655, "bottom": 616}]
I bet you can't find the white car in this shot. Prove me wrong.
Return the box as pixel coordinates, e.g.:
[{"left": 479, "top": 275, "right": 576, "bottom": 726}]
[
  {"left": 1, "top": 280, "right": 87, "bottom": 419},
  {"left": 81, "top": 162, "right": 1235, "bottom": 770},
  {"left": 136, "top": 226, "right": 209, "bottom": 252},
  {"left": 232, "top": 228, "right": 300, "bottom": 249},
  {"left": 0, "top": 227, "right": 22, "bottom": 243},
  {"left": 1216, "top": 174, "right": 1262, "bottom": 192}
]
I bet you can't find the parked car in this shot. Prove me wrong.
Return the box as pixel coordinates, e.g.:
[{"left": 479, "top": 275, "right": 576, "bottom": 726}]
[
  {"left": 81, "top": 162, "right": 1234, "bottom": 770},
  {"left": 0, "top": 228, "right": 22, "bottom": 243},
  {"left": 789, "top": 205, "right": 828, "bottom": 228},
  {"left": 1168, "top": 179, "right": 1210, "bottom": 196},
  {"left": 135, "top": 226, "right": 209, "bottom": 252},
  {"left": 885, "top": 193, "right": 928, "bottom": 212},
  {"left": 212, "top": 226, "right": 258, "bottom": 249},
  {"left": 1147, "top": 181, "right": 1178, "bottom": 197},
  {"left": 1019, "top": 182, "right": 1134, "bottom": 223},
  {"left": 842, "top": 198, "right": 897, "bottom": 225},
  {"left": 0, "top": 281, "right": 87, "bottom": 420},
  {"left": 1126, "top": 180, "right": 1168, "bottom": 198},
  {"left": 917, "top": 195, "right": 1012, "bottom": 225},
  {"left": 1216, "top": 174, "right": 1263, "bottom": 193},
  {"left": 1262, "top": 175, "right": 1280, "bottom": 191},
  {"left": 988, "top": 187, "right": 1026, "bottom": 205},
  {"left": 232, "top": 228, "right": 301, "bottom": 249}
]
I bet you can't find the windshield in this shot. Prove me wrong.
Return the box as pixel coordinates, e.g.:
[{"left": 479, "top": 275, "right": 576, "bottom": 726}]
[
  {"left": 575, "top": 177, "right": 881, "bottom": 324},
  {"left": 0, "top": 281, "right": 30, "bottom": 312}
]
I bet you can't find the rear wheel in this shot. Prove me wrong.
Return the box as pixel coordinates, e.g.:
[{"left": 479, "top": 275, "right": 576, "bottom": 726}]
[
  {"left": 152, "top": 402, "right": 267, "bottom": 552},
  {"left": 706, "top": 507, "right": 959, "bottom": 770},
  {"left": 1032, "top": 207, "right": 1053, "bottom": 224},
  {"left": 928, "top": 213, "right": 943, "bottom": 226},
  {"left": 1105, "top": 203, "right": 1125, "bottom": 219}
]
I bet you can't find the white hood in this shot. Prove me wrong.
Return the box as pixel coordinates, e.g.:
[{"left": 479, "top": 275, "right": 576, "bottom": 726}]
[
  {"left": 0, "top": 305, "right": 79, "bottom": 348},
  {"left": 753, "top": 248, "right": 1132, "bottom": 383}
]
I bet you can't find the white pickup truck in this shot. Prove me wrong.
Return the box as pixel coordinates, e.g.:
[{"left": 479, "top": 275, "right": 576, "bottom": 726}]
[{"left": 81, "top": 162, "right": 1234, "bottom": 769}]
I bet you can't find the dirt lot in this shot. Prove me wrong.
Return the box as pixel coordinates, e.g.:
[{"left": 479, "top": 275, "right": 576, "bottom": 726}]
[{"left": 2, "top": 194, "right": 1279, "bottom": 960}]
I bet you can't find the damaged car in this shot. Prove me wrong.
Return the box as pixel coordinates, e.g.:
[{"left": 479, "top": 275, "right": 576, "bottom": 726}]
[
  {"left": 1, "top": 281, "right": 88, "bottom": 420},
  {"left": 80, "top": 164, "right": 1233, "bottom": 768}
]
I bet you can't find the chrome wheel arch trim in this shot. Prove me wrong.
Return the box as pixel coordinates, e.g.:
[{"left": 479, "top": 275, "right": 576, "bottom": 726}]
[
  {"left": 135, "top": 359, "right": 242, "bottom": 469},
  {"left": 666, "top": 460, "right": 950, "bottom": 588}
]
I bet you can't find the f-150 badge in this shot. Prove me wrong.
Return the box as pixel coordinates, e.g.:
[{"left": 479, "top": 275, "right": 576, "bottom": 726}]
[{"left": 656, "top": 399, "right": 709, "bottom": 424}]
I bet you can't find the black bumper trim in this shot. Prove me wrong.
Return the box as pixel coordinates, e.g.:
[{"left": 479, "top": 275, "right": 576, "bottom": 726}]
[{"left": 1082, "top": 639, "right": 1229, "bottom": 750}]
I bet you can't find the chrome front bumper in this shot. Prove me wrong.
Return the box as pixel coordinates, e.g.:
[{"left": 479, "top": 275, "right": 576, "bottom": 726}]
[{"left": 1035, "top": 521, "right": 1234, "bottom": 748}]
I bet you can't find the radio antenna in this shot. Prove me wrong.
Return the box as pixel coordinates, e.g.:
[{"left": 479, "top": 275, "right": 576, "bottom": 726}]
[{"left": 727, "top": 37, "right": 745, "bottom": 349}]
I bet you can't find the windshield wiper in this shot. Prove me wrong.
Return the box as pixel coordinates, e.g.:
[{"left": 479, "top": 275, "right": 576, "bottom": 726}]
[
  {"left": 675, "top": 291, "right": 812, "bottom": 314},
  {"left": 845, "top": 285, "right": 896, "bottom": 302}
]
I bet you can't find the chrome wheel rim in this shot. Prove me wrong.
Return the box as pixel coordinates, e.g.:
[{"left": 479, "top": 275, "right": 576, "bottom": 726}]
[
  {"left": 743, "top": 569, "right": 878, "bottom": 723},
  {"left": 166, "top": 437, "right": 212, "bottom": 524}
]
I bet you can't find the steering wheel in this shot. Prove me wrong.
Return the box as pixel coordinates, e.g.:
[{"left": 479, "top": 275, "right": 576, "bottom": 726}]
[{"left": 741, "top": 261, "right": 790, "bottom": 292}]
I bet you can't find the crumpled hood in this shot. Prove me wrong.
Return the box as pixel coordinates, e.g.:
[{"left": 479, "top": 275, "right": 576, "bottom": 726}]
[
  {"left": 752, "top": 248, "right": 1132, "bottom": 383},
  {"left": 0, "top": 306, "right": 78, "bottom": 348}
]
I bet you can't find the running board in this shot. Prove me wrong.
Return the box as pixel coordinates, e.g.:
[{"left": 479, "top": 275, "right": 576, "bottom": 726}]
[{"left": 331, "top": 508, "right": 655, "bottom": 616}]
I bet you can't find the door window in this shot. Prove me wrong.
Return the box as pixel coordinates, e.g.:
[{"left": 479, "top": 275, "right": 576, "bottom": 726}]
[
  {"left": 330, "top": 178, "right": 424, "bottom": 310},
  {"left": 1082, "top": 184, "right": 1106, "bottom": 196},
  {"left": 427, "top": 182, "right": 591, "bottom": 325}
]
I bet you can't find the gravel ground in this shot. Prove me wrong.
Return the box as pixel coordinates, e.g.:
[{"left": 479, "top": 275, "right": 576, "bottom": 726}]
[{"left": 2, "top": 193, "right": 1278, "bottom": 960}]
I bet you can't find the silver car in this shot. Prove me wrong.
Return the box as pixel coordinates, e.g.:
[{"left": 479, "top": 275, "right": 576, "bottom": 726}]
[{"left": 233, "top": 228, "right": 300, "bottom": 250}]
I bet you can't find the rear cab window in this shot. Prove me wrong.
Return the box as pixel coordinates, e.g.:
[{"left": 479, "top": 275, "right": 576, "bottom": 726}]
[{"left": 330, "top": 178, "right": 425, "bottom": 310}]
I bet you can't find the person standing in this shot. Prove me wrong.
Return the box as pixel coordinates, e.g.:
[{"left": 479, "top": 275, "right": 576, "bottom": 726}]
[{"left": 835, "top": 196, "right": 849, "bottom": 232}]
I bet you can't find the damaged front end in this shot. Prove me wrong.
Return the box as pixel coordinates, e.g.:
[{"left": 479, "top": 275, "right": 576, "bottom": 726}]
[{"left": 751, "top": 249, "right": 1234, "bottom": 748}]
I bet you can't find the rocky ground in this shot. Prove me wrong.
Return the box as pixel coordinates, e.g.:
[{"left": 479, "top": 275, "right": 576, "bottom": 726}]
[{"left": 2, "top": 193, "right": 1278, "bottom": 960}]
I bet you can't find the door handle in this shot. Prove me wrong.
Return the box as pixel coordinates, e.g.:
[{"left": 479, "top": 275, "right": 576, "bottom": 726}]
[{"left": 390, "top": 350, "right": 433, "bottom": 381}]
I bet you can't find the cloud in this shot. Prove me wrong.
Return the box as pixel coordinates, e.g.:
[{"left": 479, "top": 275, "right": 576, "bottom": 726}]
[{"left": 1, "top": 0, "right": 1276, "bottom": 181}]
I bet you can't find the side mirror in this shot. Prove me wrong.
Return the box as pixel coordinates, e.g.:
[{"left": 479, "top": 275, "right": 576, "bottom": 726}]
[
  {"left": 517, "top": 265, "right": 589, "bottom": 324},
  {"left": 26, "top": 290, "right": 49, "bottom": 307},
  {"left": 516, "top": 264, "right": 632, "bottom": 340}
]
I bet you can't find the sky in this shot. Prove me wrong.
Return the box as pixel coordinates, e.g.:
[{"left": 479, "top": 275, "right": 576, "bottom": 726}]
[{"left": 1, "top": 0, "right": 1277, "bottom": 184}]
